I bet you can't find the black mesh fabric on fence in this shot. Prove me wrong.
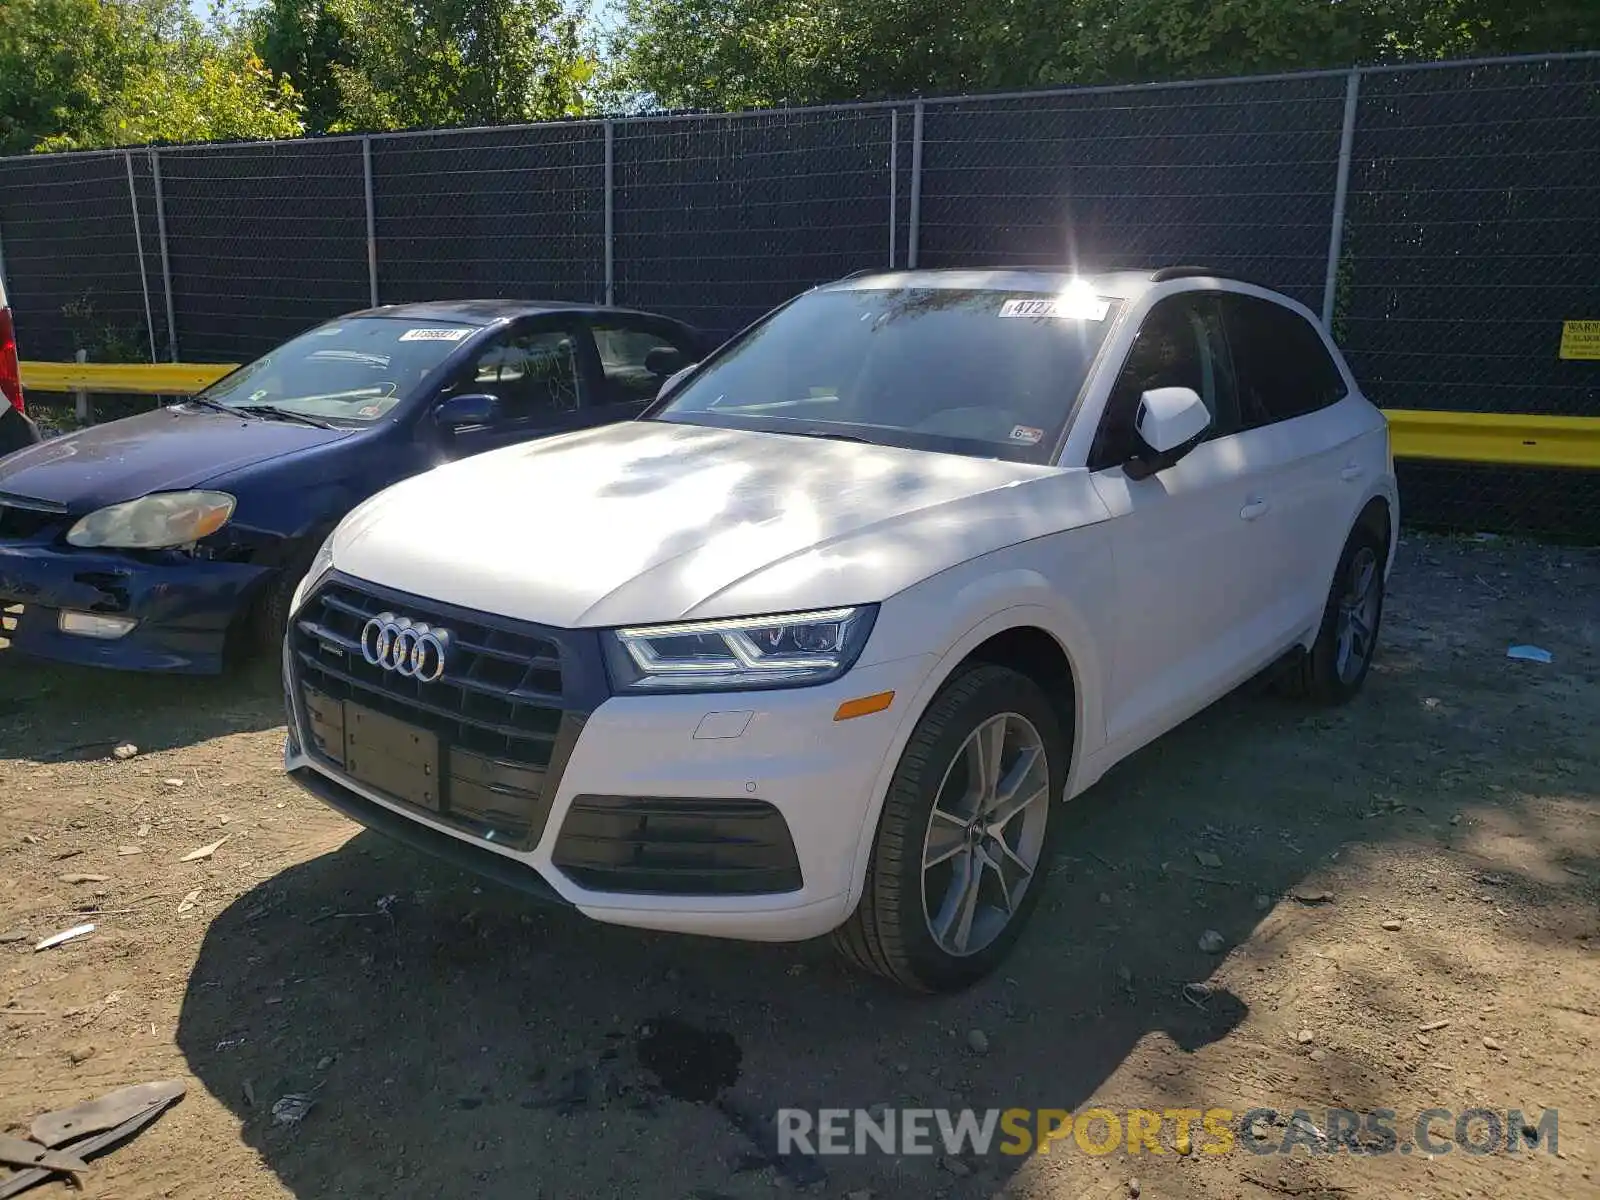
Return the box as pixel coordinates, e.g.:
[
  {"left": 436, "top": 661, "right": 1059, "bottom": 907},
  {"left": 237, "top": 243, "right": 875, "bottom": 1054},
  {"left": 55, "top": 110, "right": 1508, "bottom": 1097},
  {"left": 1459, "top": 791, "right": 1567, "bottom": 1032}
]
[
  {"left": 914, "top": 74, "right": 1351, "bottom": 310},
  {"left": 1341, "top": 57, "right": 1600, "bottom": 418},
  {"left": 374, "top": 123, "right": 606, "bottom": 307},
  {"left": 612, "top": 108, "right": 894, "bottom": 338},
  {"left": 1341, "top": 56, "right": 1600, "bottom": 536},
  {"left": 0, "top": 152, "right": 152, "bottom": 363},
  {"left": 156, "top": 140, "right": 370, "bottom": 362},
  {"left": 0, "top": 55, "right": 1595, "bottom": 535}
]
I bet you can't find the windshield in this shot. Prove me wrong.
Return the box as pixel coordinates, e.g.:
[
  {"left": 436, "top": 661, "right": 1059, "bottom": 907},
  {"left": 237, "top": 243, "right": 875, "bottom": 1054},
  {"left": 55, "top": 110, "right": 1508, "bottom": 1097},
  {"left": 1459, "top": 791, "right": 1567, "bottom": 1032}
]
[
  {"left": 651, "top": 286, "right": 1122, "bottom": 462},
  {"left": 193, "top": 318, "right": 478, "bottom": 423}
]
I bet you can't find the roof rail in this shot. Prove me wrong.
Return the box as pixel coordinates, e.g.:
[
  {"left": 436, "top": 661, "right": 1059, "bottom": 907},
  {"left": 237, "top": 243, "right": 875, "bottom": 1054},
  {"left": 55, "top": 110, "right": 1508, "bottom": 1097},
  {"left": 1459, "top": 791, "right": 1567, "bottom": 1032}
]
[
  {"left": 1148, "top": 264, "right": 1283, "bottom": 293},
  {"left": 1147, "top": 265, "right": 1221, "bottom": 282}
]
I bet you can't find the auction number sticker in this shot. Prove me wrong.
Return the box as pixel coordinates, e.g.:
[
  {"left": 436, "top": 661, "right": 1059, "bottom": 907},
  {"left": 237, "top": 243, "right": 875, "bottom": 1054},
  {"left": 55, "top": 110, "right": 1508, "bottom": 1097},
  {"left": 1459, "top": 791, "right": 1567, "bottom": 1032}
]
[
  {"left": 1000, "top": 296, "right": 1110, "bottom": 321},
  {"left": 398, "top": 327, "right": 473, "bottom": 343}
]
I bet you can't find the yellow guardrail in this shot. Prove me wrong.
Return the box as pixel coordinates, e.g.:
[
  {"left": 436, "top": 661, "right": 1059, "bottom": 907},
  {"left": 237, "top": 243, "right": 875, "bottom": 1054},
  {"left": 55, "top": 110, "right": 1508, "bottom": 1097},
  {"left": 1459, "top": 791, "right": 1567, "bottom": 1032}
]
[
  {"left": 19, "top": 361, "right": 1600, "bottom": 469},
  {"left": 1384, "top": 409, "right": 1600, "bottom": 471},
  {"left": 22, "top": 361, "right": 237, "bottom": 396}
]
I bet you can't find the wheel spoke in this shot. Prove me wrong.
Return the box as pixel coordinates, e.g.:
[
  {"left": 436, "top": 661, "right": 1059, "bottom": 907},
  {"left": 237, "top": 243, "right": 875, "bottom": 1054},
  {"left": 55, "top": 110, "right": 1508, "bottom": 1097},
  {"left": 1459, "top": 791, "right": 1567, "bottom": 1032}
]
[
  {"left": 988, "top": 841, "right": 1034, "bottom": 914},
  {"left": 1355, "top": 557, "right": 1376, "bottom": 600},
  {"left": 986, "top": 744, "right": 1047, "bottom": 828},
  {"left": 988, "top": 782, "right": 1049, "bottom": 832},
  {"left": 966, "top": 715, "right": 1007, "bottom": 800},
  {"left": 1335, "top": 624, "right": 1354, "bottom": 673},
  {"left": 923, "top": 810, "right": 967, "bottom": 869},
  {"left": 1348, "top": 612, "right": 1371, "bottom": 658},
  {"left": 932, "top": 849, "right": 982, "bottom": 954}
]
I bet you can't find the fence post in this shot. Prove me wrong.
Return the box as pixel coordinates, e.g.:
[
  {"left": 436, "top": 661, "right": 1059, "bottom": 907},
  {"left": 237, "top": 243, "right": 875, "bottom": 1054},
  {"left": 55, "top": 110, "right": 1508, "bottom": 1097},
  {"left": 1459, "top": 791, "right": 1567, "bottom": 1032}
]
[
  {"left": 1322, "top": 68, "right": 1362, "bottom": 332},
  {"left": 603, "top": 120, "right": 615, "bottom": 306},
  {"left": 149, "top": 148, "right": 178, "bottom": 363},
  {"left": 907, "top": 102, "right": 925, "bottom": 269},
  {"left": 362, "top": 136, "right": 379, "bottom": 308},
  {"left": 124, "top": 151, "right": 158, "bottom": 363},
  {"left": 887, "top": 109, "right": 899, "bottom": 268},
  {"left": 73, "top": 349, "right": 92, "bottom": 424}
]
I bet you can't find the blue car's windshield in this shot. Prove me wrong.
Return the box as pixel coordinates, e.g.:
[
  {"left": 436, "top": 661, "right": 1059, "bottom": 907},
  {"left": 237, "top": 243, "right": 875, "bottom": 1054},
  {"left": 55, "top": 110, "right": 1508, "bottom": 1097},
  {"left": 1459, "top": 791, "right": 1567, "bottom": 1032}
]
[
  {"left": 651, "top": 285, "right": 1122, "bottom": 463},
  {"left": 193, "top": 318, "right": 477, "bottom": 423}
]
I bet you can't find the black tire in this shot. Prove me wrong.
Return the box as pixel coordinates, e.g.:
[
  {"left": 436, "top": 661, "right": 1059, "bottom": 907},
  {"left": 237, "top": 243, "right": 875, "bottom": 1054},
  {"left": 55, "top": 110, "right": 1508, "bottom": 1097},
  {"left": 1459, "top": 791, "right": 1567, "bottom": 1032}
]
[
  {"left": 833, "top": 663, "right": 1066, "bottom": 993},
  {"left": 1281, "top": 523, "right": 1387, "bottom": 705},
  {"left": 248, "top": 543, "right": 318, "bottom": 658}
]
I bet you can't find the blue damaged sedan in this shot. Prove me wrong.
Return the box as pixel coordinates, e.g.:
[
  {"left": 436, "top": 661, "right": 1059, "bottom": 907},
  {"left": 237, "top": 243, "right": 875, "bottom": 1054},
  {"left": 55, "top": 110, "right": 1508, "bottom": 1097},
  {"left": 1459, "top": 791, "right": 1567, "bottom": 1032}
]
[{"left": 0, "top": 300, "right": 704, "bottom": 673}]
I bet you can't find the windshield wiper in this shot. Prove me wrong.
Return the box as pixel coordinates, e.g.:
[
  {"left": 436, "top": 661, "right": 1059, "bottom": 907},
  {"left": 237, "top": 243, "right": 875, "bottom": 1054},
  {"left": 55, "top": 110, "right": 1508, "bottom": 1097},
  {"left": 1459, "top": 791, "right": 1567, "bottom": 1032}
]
[
  {"left": 787, "top": 430, "right": 872, "bottom": 444},
  {"left": 232, "top": 404, "right": 336, "bottom": 430},
  {"left": 181, "top": 395, "right": 234, "bottom": 415}
]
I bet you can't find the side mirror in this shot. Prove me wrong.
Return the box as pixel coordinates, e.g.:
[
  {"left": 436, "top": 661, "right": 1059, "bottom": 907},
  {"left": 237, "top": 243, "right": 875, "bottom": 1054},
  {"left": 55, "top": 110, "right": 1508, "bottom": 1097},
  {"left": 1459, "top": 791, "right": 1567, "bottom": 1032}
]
[
  {"left": 1125, "top": 387, "right": 1210, "bottom": 481},
  {"left": 655, "top": 363, "right": 699, "bottom": 400},
  {"left": 434, "top": 392, "right": 499, "bottom": 429}
]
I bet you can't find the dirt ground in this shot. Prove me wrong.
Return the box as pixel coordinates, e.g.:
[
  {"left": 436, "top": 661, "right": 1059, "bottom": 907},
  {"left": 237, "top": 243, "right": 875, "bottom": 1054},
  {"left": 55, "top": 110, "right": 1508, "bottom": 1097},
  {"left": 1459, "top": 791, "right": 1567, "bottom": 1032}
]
[{"left": 1, "top": 532, "right": 1596, "bottom": 1200}]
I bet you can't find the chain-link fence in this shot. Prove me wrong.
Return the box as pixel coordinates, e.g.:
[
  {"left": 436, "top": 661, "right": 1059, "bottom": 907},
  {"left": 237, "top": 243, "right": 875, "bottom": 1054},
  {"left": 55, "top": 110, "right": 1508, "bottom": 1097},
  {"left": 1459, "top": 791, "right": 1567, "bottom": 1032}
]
[{"left": 0, "top": 52, "right": 1595, "bottom": 535}]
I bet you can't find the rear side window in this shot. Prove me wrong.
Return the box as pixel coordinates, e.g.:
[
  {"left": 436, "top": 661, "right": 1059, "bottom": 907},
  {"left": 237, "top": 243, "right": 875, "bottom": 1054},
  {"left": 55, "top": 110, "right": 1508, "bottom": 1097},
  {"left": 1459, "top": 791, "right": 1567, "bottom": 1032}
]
[
  {"left": 1219, "top": 294, "right": 1347, "bottom": 427},
  {"left": 593, "top": 323, "right": 696, "bottom": 404}
]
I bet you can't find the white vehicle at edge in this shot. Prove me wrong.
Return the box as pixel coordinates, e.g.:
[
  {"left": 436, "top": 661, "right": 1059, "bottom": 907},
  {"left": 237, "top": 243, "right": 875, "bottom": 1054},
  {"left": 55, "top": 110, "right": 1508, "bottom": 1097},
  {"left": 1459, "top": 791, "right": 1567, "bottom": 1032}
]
[{"left": 283, "top": 267, "right": 1397, "bottom": 993}]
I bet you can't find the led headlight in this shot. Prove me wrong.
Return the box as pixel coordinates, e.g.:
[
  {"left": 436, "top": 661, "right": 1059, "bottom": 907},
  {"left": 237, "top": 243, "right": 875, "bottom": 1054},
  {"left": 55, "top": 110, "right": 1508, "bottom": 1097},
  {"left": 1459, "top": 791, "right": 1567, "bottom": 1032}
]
[
  {"left": 604, "top": 605, "right": 877, "bottom": 693},
  {"left": 289, "top": 529, "right": 337, "bottom": 614},
  {"left": 66, "top": 491, "right": 235, "bottom": 549}
]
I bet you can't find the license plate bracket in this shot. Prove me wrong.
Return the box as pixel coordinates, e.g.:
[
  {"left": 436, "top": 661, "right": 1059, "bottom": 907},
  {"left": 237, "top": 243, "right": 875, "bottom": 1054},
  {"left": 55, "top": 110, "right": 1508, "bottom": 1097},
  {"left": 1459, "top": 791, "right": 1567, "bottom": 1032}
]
[{"left": 343, "top": 703, "right": 440, "bottom": 811}]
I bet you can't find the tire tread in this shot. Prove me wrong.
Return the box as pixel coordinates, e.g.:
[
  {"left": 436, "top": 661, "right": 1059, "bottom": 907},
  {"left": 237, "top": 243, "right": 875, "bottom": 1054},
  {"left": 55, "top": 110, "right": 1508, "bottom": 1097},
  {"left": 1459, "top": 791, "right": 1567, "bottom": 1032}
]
[{"left": 833, "top": 664, "right": 1038, "bottom": 992}]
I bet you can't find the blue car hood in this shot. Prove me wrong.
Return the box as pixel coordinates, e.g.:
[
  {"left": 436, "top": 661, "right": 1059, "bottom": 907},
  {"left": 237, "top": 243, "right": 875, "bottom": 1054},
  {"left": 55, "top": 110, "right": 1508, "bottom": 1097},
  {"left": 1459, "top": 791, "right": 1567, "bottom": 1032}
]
[{"left": 0, "top": 405, "right": 354, "bottom": 510}]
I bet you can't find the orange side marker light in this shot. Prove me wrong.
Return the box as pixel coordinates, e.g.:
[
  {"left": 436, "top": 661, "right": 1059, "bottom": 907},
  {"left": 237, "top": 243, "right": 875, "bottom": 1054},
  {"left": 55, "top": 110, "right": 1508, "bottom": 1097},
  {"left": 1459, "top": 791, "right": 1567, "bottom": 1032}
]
[{"left": 834, "top": 691, "right": 895, "bottom": 721}]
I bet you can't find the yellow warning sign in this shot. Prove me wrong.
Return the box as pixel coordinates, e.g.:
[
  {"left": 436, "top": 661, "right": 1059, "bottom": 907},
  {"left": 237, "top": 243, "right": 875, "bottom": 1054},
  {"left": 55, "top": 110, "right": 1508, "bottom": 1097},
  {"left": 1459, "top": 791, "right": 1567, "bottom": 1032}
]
[{"left": 1559, "top": 320, "right": 1600, "bottom": 361}]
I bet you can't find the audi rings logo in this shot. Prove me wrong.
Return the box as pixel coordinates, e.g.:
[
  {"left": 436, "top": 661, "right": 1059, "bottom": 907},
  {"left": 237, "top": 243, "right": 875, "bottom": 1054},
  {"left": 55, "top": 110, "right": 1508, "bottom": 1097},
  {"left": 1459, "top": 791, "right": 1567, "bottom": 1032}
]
[{"left": 361, "top": 613, "right": 450, "bottom": 682}]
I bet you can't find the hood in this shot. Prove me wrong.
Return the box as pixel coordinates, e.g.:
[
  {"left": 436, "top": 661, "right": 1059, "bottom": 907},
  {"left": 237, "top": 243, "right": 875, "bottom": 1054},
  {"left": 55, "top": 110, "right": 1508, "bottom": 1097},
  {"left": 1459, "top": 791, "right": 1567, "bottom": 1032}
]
[
  {"left": 0, "top": 405, "right": 354, "bottom": 511},
  {"left": 334, "top": 421, "right": 1110, "bottom": 628}
]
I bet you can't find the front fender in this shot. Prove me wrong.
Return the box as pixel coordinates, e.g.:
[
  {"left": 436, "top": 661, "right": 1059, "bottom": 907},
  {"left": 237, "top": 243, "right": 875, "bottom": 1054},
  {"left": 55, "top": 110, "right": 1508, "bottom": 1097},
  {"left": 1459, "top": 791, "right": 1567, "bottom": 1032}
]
[{"left": 840, "top": 529, "right": 1115, "bottom": 914}]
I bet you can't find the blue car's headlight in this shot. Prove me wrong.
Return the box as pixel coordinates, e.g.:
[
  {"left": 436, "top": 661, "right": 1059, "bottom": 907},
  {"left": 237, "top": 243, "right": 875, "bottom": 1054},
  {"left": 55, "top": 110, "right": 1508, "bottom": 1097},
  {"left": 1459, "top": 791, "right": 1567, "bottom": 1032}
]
[
  {"left": 603, "top": 606, "right": 877, "bottom": 693},
  {"left": 66, "top": 491, "right": 235, "bottom": 549}
]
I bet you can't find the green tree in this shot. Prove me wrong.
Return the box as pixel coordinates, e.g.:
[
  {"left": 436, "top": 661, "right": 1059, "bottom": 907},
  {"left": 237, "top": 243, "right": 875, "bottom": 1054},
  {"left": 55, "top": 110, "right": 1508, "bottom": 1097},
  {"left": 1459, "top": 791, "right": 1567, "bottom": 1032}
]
[
  {"left": 609, "top": 0, "right": 1600, "bottom": 111},
  {"left": 254, "top": 0, "right": 595, "bottom": 134},
  {"left": 7, "top": 0, "right": 305, "bottom": 152},
  {"left": 0, "top": 0, "right": 137, "bottom": 154}
]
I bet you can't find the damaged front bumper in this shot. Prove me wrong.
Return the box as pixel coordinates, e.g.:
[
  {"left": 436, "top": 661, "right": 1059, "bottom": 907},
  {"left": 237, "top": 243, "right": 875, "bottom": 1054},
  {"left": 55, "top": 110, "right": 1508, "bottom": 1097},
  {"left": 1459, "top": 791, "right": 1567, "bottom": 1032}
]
[{"left": 0, "top": 541, "right": 270, "bottom": 673}]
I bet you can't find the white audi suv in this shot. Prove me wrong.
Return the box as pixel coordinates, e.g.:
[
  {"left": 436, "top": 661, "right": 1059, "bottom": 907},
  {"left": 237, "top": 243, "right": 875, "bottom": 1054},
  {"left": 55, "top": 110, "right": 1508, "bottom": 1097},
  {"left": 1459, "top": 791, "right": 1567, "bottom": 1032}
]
[{"left": 282, "top": 267, "right": 1397, "bottom": 992}]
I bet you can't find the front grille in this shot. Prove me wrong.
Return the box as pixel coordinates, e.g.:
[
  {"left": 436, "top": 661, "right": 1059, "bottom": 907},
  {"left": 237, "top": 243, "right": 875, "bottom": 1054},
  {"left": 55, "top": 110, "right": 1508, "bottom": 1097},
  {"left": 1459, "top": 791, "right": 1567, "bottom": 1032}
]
[
  {"left": 0, "top": 499, "right": 68, "bottom": 542},
  {"left": 292, "top": 578, "right": 566, "bottom": 766},
  {"left": 288, "top": 575, "right": 606, "bottom": 849}
]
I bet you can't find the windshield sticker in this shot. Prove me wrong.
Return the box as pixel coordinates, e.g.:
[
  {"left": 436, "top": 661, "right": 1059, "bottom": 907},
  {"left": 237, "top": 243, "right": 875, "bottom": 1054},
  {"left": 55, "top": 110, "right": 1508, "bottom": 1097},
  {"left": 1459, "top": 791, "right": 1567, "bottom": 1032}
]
[
  {"left": 313, "top": 326, "right": 342, "bottom": 336},
  {"left": 398, "top": 327, "right": 472, "bottom": 343},
  {"left": 1000, "top": 296, "right": 1110, "bottom": 322},
  {"left": 1009, "top": 425, "right": 1045, "bottom": 444}
]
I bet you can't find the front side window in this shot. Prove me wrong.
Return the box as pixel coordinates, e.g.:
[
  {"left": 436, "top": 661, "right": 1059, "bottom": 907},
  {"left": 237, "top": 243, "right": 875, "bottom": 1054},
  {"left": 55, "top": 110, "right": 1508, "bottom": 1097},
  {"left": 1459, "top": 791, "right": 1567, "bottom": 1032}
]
[
  {"left": 1220, "top": 293, "right": 1348, "bottom": 427},
  {"left": 651, "top": 286, "right": 1122, "bottom": 464},
  {"left": 196, "top": 318, "right": 477, "bottom": 423},
  {"left": 1089, "top": 296, "right": 1237, "bottom": 472},
  {"left": 444, "top": 328, "right": 582, "bottom": 421}
]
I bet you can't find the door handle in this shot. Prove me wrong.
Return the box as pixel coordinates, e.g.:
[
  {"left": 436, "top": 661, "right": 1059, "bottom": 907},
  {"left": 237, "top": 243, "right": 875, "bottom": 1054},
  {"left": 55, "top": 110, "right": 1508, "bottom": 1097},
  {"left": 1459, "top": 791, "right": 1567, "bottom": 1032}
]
[
  {"left": 1240, "top": 498, "right": 1270, "bottom": 521},
  {"left": 1340, "top": 463, "right": 1365, "bottom": 482}
]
